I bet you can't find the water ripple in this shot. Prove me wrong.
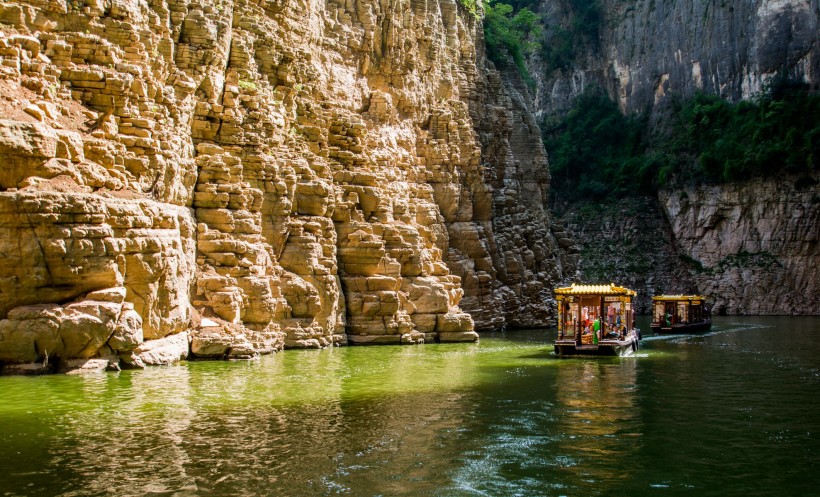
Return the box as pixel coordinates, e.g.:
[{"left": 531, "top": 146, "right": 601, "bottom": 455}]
[{"left": 0, "top": 318, "right": 818, "bottom": 496}]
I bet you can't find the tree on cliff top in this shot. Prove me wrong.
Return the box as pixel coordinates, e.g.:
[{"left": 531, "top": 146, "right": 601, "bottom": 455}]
[{"left": 544, "top": 88, "right": 660, "bottom": 200}]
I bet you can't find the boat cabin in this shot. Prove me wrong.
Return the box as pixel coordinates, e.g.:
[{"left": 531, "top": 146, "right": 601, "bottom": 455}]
[
  {"left": 554, "top": 283, "right": 639, "bottom": 356},
  {"left": 650, "top": 295, "right": 712, "bottom": 334}
]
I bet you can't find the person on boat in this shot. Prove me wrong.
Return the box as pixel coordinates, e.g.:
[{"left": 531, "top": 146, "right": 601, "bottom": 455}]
[{"left": 593, "top": 317, "right": 601, "bottom": 344}]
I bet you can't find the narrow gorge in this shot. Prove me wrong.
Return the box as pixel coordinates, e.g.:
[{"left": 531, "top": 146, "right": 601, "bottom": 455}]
[{"left": 534, "top": 0, "right": 819, "bottom": 314}]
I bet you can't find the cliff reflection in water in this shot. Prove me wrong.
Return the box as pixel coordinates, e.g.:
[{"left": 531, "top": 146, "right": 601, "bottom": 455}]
[
  {"left": 48, "top": 367, "right": 199, "bottom": 496},
  {"left": 9, "top": 344, "right": 485, "bottom": 496}
]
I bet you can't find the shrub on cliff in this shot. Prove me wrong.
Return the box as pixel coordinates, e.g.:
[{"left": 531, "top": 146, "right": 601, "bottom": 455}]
[
  {"left": 539, "top": 0, "right": 601, "bottom": 71},
  {"left": 483, "top": 0, "right": 541, "bottom": 89}
]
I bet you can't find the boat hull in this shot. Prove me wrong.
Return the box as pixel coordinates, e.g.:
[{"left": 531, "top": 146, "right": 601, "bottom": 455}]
[
  {"left": 554, "top": 331, "right": 640, "bottom": 357},
  {"left": 650, "top": 320, "right": 712, "bottom": 334}
]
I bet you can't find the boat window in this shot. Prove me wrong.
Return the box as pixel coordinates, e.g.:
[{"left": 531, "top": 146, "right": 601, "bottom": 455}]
[
  {"left": 568, "top": 302, "right": 579, "bottom": 334},
  {"left": 653, "top": 302, "right": 665, "bottom": 323},
  {"left": 665, "top": 303, "right": 675, "bottom": 325},
  {"left": 677, "top": 302, "right": 689, "bottom": 324},
  {"left": 579, "top": 297, "right": 600, "bottom": 334},
  {"left": 605, "top": 302, "right": 621, "bottom": 330},
  {"left": 558, "top": 302, "right": 580, "bottom": 337},
  {"left": 691, "top": 304, "right": 702, "bottom": 322},
  {"left": 560, "top": 302, "right": 580, "bottom": 337}
]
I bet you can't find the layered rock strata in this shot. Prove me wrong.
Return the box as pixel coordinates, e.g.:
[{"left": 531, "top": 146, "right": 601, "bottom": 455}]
[
  {"left": 0, "top": 0, "right": 570, "bottom": 371},
  {"left": 455, "top": 59, "right": 579, "bottom": 329}
]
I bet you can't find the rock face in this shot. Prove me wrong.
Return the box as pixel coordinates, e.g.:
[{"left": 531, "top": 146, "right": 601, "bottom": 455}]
[
  {"left": 450, "top": 44, "right": 579, "bottom": 330},
  {"left": 659, "top": 177, "right": 819, "bottom": 315},
  {"left": 559, "top": 183, "right": 820, "bottom": 316},
  {"left": 559, "top": 197, "right": 698, "bottom": 314},
  {"left": 531, "top": 0, "right": 819, "bottom": 119},
  {"left": 0, "top": 0, "right": 572, "bottom": 370}
]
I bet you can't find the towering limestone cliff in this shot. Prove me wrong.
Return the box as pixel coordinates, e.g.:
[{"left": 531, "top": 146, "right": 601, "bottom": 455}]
[
  {"left": 532, "top": 0, "right": 819, "bottom": 119},
  {"left": 0, "top": 0, "right": 574, "bottom": 372},
  {"left": 535, "top": 0, "right": 819, "bottom": 313}
]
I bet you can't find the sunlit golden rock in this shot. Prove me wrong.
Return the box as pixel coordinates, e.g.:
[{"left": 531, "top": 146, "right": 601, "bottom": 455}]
[{"left": 0, "top": 0, "right": 576, "bottom": 371}]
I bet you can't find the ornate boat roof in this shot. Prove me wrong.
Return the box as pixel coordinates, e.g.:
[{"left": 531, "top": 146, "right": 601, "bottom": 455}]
[
  {"left": 651, "top": 295, "right": 707, "bottom": 301},
  {"left": 554, "top": 283, "right": 637, "bottom": 297}
]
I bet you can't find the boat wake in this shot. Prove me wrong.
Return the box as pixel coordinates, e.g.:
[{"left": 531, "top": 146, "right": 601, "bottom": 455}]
[{"left": 641, "top": 322, "right": 773, "bottom": 342}]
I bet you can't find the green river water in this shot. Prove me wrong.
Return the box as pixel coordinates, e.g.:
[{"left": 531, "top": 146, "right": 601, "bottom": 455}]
[{"left": 1, "top": 316, "right": 818, "bottom": 496}]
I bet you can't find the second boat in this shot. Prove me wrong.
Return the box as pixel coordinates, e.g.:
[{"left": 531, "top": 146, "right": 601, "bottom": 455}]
[{"left": 650, "top": 295, "right": 712, "bottom": 334}]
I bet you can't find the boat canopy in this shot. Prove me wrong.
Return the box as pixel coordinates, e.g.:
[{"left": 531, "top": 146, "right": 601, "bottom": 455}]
[
  {"left": 651, "top": 295, "right": 707, "bottom": 302},
  {"left": 555, "top": 283, "right": 637, "bottom": 297}
]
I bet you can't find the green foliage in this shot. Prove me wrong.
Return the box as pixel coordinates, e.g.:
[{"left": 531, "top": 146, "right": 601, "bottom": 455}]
[
  {"left": 545, "top": 80, "right": 820, "bottom": 201},
  {"left": 483, "top": 0, "right": 541, "bottom": 89},
  {"left": 541, "top": 26, "right": 573, "bottom": 70},
  {"left": 238, "top": 79, "right": 257, "bottom": 91},
  {"left": 670, "top": 80, "right": 820, "bottom": 182},
  {"left": 457, "top": 0, "right": 478, "bottom": 17},
  {"left": 481, "top": 0, "right": 598, "bottom": 82},
  {"left": 544, "top": 88, "right": 662, "bottom": 199}
]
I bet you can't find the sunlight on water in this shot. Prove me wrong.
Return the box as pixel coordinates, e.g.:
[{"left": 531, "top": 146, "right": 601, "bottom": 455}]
[{"left": 0, "top": 317, "right": 818, "bottom": 496}]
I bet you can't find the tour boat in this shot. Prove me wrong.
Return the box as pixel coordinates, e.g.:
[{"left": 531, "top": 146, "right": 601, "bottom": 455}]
[
  {"left": 553, "top": 283, "right": 641, "bottom": 357},
  {"left": 650, "top": 295, "right": 712, "bottom": 334}
]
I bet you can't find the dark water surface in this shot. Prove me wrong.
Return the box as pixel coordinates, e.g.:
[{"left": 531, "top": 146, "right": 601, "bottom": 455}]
[{"left": 1, "top": 316, "right": 818, "bottom": 496}]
